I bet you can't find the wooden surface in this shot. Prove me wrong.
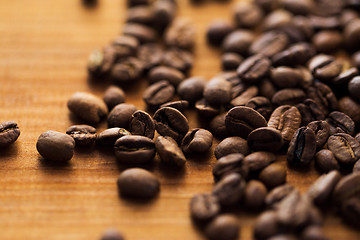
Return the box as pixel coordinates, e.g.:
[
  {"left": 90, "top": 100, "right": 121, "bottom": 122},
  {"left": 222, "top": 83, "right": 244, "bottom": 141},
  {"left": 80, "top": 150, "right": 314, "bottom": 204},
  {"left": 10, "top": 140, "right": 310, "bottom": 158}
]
[{"left": 0, "top": 1, "right": 359, "bottom": 239}]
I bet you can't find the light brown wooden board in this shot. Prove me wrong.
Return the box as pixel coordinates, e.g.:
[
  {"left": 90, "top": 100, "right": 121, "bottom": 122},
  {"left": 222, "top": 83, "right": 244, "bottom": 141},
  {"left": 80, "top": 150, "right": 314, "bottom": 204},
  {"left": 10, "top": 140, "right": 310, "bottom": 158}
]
[{"left": 0, "top": 0, "right": 359, "bottom": 239}]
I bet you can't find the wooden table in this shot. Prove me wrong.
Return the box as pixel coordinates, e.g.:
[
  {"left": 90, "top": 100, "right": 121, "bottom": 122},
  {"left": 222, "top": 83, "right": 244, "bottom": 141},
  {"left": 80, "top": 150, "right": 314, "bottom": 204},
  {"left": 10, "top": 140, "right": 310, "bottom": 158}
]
[{"left": 0, "top": 1, "right": 359, "bottom": 239}]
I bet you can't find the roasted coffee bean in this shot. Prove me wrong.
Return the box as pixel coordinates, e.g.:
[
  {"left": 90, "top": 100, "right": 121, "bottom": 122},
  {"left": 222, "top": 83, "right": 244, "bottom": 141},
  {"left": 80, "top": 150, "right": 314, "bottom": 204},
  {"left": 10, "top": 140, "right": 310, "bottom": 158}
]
[
  {"left": 213, "top": 153, "right": 249, "bottom": 182},
  {"left": 262, "top": 9, "right": 292, "bottom": 31},
  {"left": 111, "top": 57, "right": 144, "bottom": 84},
  {"left": 123, "top": 23, "right": 156, "bottom": 43},
  {"left": 297, "top": 99, "right": 325, "bottom": 126},
  {"left": 345, "top": 18, "right": 360, "bottom": 49},
  {"left": 177, "top": 77, "right": 206, "bottom": 103},
  {"left": 143, "top": 81, "right": 175, "bottom": 107},
  {"left": 301, "top": 226, "right": 328, "bottom": 240},
  {"left": 126, "top": 6, "right": 154, "bottom": 26},
  {"left": 87, "top": 46, "right": 116, "bottom": 77},
  {"left": 233, "top": 2, "right": 263, "bottom": 28},
  {"left": 237, "top": 54, "right": 271, "bottom": 84},
  {"left": 312, "top": 30, "right": 342, "bottom": 53},
  {"left": 306, "top": 82, "right": 338, "bottom": 116},
  {"left": 165, "top": 18, "right": 195, "bottom": 51},
  {"left": 114, "top": 135, "right": 155, "bottom": 164},
  {"left": 230, "top": 86, "right": 258, "bottom": 107},
  {"left": 270, "top": 67, "right": 303, "bottom": 88},
  {"left": 244, "top": 151, "right": 276, "bottom": 173},
  {"left": 103, "top": 86, "right": 126, "bottom": 110},
  {"left": 66, "top": 125, "right": 96, "bottom": 146},
  {"left": 204, "top": 77, "right": 232, "bottom": 106},
  {"left": 356, "top": 133, "right": 360, "bottom": 143},
  {"left": 307, "top": 121, "right": 330, "bottom": 149},
  {"left": 222, "top": 53, "right": 243, "bottom": 71},
  {"left": 117, "top": 168, "right": 159, "bottom": 198},
  {"left": 254, "top": 210, "right": 280, "bottom": 240},
  {"left": 268, "top": 105, "right": 301, "bottom": 143},
  {"left": 36, "top": 131, "right": 75, "bottom": 162},
  {"left": 155, "top": 136, "right": 186, "bottom": 167},
  {"left": 333, "top": 68, "right": 358, "bottom": 85},
  {"left": 280, "top": 0, "right": 313, "bottom": 15},
  {"left": 207, "top": 19, "right": 235, "bottom": 46},
  {"left": 259, "top": 79, "right": 277, "bottom": 100},
  {"left": 333, "top": 172, "right": 360, "bottom": 203},
  {"left": 297, "top": 67, "right": 314, "bottom": 89},
  {"left": 225, "top": 106, "right": 267, "bottom": 138},
  {"left": 129, "top": 110, "right": 155, "bottom": 139},
  {"left": 205, "top": 214, "right": 239, "bottom": 240},
  {"left": 153, "top": 107, "right": 189, "bottom": 142},
  {"left": 308, "top": 54, "right": 343, "bottom": 81},
  {"left": 212, "top": 173, "right": 246, "bottom": 206},
  {"left": 326, "top": 111, "right": 355, "bottom": 136},
  {"left": 354, "top": 160, "right": 360, "bottom": 172},
  {"left": 287, "top": 127, "right": 316, "bottom": 167},
  {"left": 152, "top": 0, "right": 176, "bottom": 33},
  {"left": 272, "top": 88, "right": 306, "bottom": 106},
  {"left": 352, "top": 51, "right": 360, "bottom": 69},
  {"left": 160, "top": 100, "right": 189, "bottom": 112},
  {"left": 259, "top": 163, "right": 287, "bottom": 188},
  {"left": 97, "top": 128, "right": 131, "bottom": 146},
  {"left": 292, "top": 15, "right": 314, "bottom": 40},
  {"left": 0, "top": 121, "right": 20, "bottom": 147},
  {"left": 254, "top": 0, "right": 279, "bottom": 12},
  {"left": 340, "top": 10, "right": 359, "bottom": 27},
  {"left": 111, "top": 35, "right": 139, "bottom": 58},
  {"left": 244, "top": 180, "right": 268, "bottom": 210},
  {"left": 307, "top": 170, "right": 341, "bottom": 205},
  {"left": 209, "top": 113, "right": 229, "bottom": 139},
  {"left": 190, "top": 193, "right": 220, "bottom": 222},
  {"left": 340, "top": 197, "right": 360, "bottom": 228},
  {"left": 163, "top": 48, "right": 193, "bottom": 74},
  {"left": 265, "top": 184, "right": 295, "bottom": 207},
  {"left": 338, "top": 96, "right": 360, "bottom": 125},
  {"left": 137, "top": 43, "right": 163, "bottom": 71},
  {"left": 245, "top": 97, "right": 272, "bottom": 120},
  {"left": 149, "top": 66, "right": 185, "bottom": 87},
  {"left": 181, "top": 128, "right": 213, "bottom": 154},
  {"left": 215, "top": 137, "right": 250, "bottom": 159},
  {"left": 348, "top": 76, "right": 360, "bottom": 102},
  {"left": 247, "top": 127, "right": 283, "bottom": 152},
  {"left": 107, "top": 103, "right": 137, "bottom": 128},
  {"left": 315, "top": 149, "right": 340, "bottom": 173},
  {"left": 195, "top": 98, "right": 220, "bottom": 118},
  {"left": 310, "top": 15, "right": 341, "bottom": 30},
  {"left": 222, "top": 30, "right": 255, "bottom": 55},
  {"left": 250, "top": 31, "right": 289, "bottom": 57},
  {"left": 272, "top": 42, "right": 315, "bottom": 67},
  {"left": 327, "top": 133, "right": 360, "bottom": 165},
  {"left": 127, "top": 0, "right": 150, "bottom": 7},
  {"left": 273, "top": 23, "right": 307, "bottom": 45},
  {"left": 67, "top": 92, "right": 108, "bottom": 124}
]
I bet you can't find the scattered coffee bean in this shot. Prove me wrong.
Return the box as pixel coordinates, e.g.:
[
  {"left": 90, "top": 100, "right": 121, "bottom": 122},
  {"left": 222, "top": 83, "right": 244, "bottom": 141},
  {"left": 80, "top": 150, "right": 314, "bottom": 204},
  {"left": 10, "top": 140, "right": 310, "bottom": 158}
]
[
  {"left": 247, "top": 127, "right": 283, "bottom": 152},
  {"left": 190, "top": 193, "right": 220, "bottom": 222},
  {"left": 333, "top": 67, "right": 358, "bottom": 86},
  {"left": 129, "top": 110, "right": 155, "bottom": 139},
  {"left": 195, "top": 98, "right": 220, "bottom": 118},
  {"left": 265, "top": 184, "right": 295, "bottom": 207},
  {"left": 155, "top": 136, "right": 186, "bottom": 167},
  {"left": 333, "top": 172, "right": 360, "bottom": 204},
  {"left": 237, "top": 54, "right": 271, "bottom": 84},
  {"left": 209, "top": 113, "right": 229, "bottom": 139},
  {"left": 213, "top": 153, "right": 249, "bottom": 182},
  {"left": 149, "top": 66, "right": 185, "bottom": 87},
  {"left": 111, "top": 35, "right": 139, "bottom": 58},
  {"left": 300, "top": 108, "right": 327, "bottom": 139},
  {"left": 222, "top": 30, "right": 255, "bottom": 55},
  {"left": 326, "top": 111, "right": 355, "bottom": 136},
  {"left": 87, "top": 47, "right": 115, "bottom": 77},
  {"left": 244, "top": 180, "right": 268, "bottom": 210},
  {"left": 250, "top": 31, "right": 289, "bottom": 57},
  {"left": 259, "top": 163, "right": 287, "bottom": 188},
  {"left": 301, "top": 225, "right": 328, "bottom": 240},
  {"left": 344, "top": 18, "right": 360, "bottom": 49},
  {"left": 206, "top": 19, "right": 235, "bottom": 46},
  {"left": 245, "top": 97, "right": 272, "bottom": 120},
  {"left": 270, "top": 67, "right": 303, "bottom": 88},
  {"left": 177, "top": 77, "right": 206, "bottom": 103},
  {"left": 181, "top": 128, "right": 213, "bottom": 154},
  {"left": 108, "top": 103, "right": 137, "bottom": 128},
  {"left": 315, "top": 149, "right": 340, "bottom": 173},
  {"left": 287, "top": 127, "right": 316, "bottom": 167},
  {"left": 165, "top": 18, "right": 195, "bottom": 51},
  {"left": 221, "top": 53, "right": 243, "bottom": 71},
  {"left": 340, "top": 197, "right": 360, "bottom": 228},
  {"left": 126, "top": 6, "right": 154, "bottom": 26},
  {"left": 312, "top": 30, "right": 343, "bottom": 53},
  {"left": 253, "top": 210, "right": 280, "bottom": 240},
  {"left": 233, "top": 2, "right": 263, "bottom": 29},
  {"left": 143, "top": 81, "right": 175, "bottom": 107},
  {"left": 123, "top": 23, "right": 157, "bottom": 43},
  {"left": 0, "top": 121, "right": 20, "bottom": 148},
  {"left": 160, "top": 100, "right": 189, "bottom": 112},
  {"left": 306, "top": 82, "right": 338, "bottom": 116},
  {"left": 307, "top": 170, "right": 341, "bottom": 205},
  {"left": 354, "top": 160, "right": 360, "bottom": 172},
  {"left": 327, "top": 133, "right": 360, "bottom": 165},
  {"left": 348, "top": 76, "right": 360, "bottom": 102},
  {"left": 244, "top": 151, "right": 276, "bottom": 173},
  {"left": 97, "top": 128, "right": 131, "bottom": 146},
  {"left": 308, "top": 54, "right": 343, "bottom": 81},
  {"left": 137, "top": 43, "right": 163, "bottom": 71},
  {"left": 204, "top": 77, "right": 232, "bottom": 106},
  {"left": 114, "top": 135, "right": 155, "bottom": 164},
  {"left": 152, "top": 0, "right": 176, "bottom": 33},
  {"left": 262, "top": 9, "right": 292, "bottom": 30},
  {"left": 66, "top": 125, "right": 97, "bottom": 146},
  {"left": 205, "top": 214, "right": 239, "bottom": 240},
  {"left": 215, "top": 137, "right": 249, "bottom": 159},
  {"left": 271, "top": 88, "right": 306, "bottom": 106},
  {"left": 163, "top": 48, "right": 194, "bottom": 74},
  {"left": 212, "top": 173, "right": 246, "bottom": 206},
  {"left": 111, "top": 57, "right": 144, "bottom": 84},
  {"left": 272, "top": 42, "right": 315, "bottom": 67},
  {"left": 230, "top": 86, "right": 258, "bottom": 108},
  {"left": 103, "top": 86, "right": 126, "bottom": 110},
  {"left": 338, "top": 96, "right": 360, "bottom": 125}
]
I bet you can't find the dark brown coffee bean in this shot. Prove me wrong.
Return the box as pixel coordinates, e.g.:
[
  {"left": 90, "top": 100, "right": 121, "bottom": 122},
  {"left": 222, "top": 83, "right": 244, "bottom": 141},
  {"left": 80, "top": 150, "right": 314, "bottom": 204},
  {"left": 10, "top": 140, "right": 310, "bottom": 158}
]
[
  {"left": 333, "top": 68, "right": 358, "bottom": 86},
  {"left": 354, "top": 160, "right": 360, "bottom": 172},
  {"left": 287, "top": 127, "right": 316, "bottom": 167},
  {"left": 310, "top": 15, "right": 341, "bottom": 30},
  {"left": 107, "top": 103, "right": 137, "bottom": 128},
  {"left": 36, "top": 131, "right": 75, "bottom": 162},
  {"left": 301, "top": 226, "right": 328, "bottom": 240},
  {"left": 207, "top": 19, "right": 235, "bottom": 46},
  {"left": 126, "top": 6, "right": 154, "bottom": 26},
  {"left": 177, "top": 77, "right": 206, "bottom": 103},
  {"left": 259, "top": 79, "right": 277, "bottom": 100},
  {"left": 254, "top": 210, "right": 280, "bottom": 240},
  {"left": 345, "top": 18, "right": 360, "bottom": 49},
  {"left": 212, "top": 173, "right": 246, "bottom": 206},
  {"left": 333, "top": 172, "right": 360, "bottom": 203},
  {"left": 348, "top": 76, "right": 360, "bottom": 102},
  {"left": 215, "top": 137, "right": 250, "bottom": 159},
  {"left": 225, "top": 106, "right": 267, "bottom": 138},
  {"left": 254, "top": 0, "right": 279, "bottom": 12},
  {"left": 308, "top": 54, "right": 343, "bottom": 81},
  {"left": 213, "top": 153, "right": 249, "bottom": 182},
  {"left": 127, "top": 0, "right": 150, "bottom": 7},
  {"left": 100, "top": 229, "right": 124, "bottom": 240},
  {"left": 67, "top": 92, "right": 108, "bottom": 124},
  {"left": 272, "top": 88, "right": 306, "bottom": 106},
  {"left": 152, "top": 0, "right": 176, "bottom": 33},
  {"left": 244, "top": 180, "right": 268, "bottom": 210},
  {"left": 244, "top": 151, "right": 276, "bottom": 173},
  {"left": 222, "top": 53, "right": 243, "bottom": 71},
  {"left": 307, "top": 121, "right": 330, "bottom": 150},
  {"left": 210, "top": 113, "right": 229, "bottom": 139},
  {"left": 111, "top": 57, "right": 144, "bottom": 84},
  {"left": 297, "top": 67, "right": 314, "bottom": 89},
  {"left": 103, "top": 86, "right": 126, "bottom": 110},
  {"left": 247, "top": 127, "right": 283, "bottom": 152},
  {"left": 66, "top": 125, "right": 96, "bottom": 147},
  {"left": 307, "top": 170, "right": 341, "bottom": 205},
  {"left": 352, "top": 51, "right": 360, "bottom": 69},
  {"left": 165, "top": 18, "right": 195, "bottom": 51},
  {"left": 340, "top": 10, "right": 359, "bottom": 27},
  {"left": 327, "top": 133, "right": 360, "bottom": 165},
  {"left": 87, "top": 46, "right": 116, "bottom": 77},
  {"left": 153, "top": 107, "right": 189, "bottom": 142},
  {"left": 129, "top": 110, "right": 155, "bottom": 139},
  {"left": 117, "top": 168, "right": 159, "bottom": 198},
  {"left": 340, "top": 197, "right": 360, "bottom": 228},
  {"left": 250, "top": 31, "right": 289, "bottom": 57},
  {"left": 111, "top": 35, "right": 139, "bottom": 58},
  {"left": 190, "top": 193, "right": 220, "bottom": 222},
  {"left": 204, "top": 77, "right": 232, "bottom": 106},
  {"left": 137, "top": 43, "right": 163, "bottom": 71},
  {"left": 0, "top": 121, "right": 20, "bottom": 147},
  {"left": 233, "top": 2, "right": 263, "bottom": 28},
  {"left": 114, "top": 135, "right": 155, "bottom": 164},
  {"left": 245, "top": 97, "right": 272, "bottom": 120},
  {"left": 272, "top": 42, "right": 316, "bottom": 67},
  {"left": 148, "top": 66, "right": 185, "bottom": 87},
  {"left": 280, "top": 0, "right": 313, "bottom": 15},
  {"left": 292, "top": 15, "right": 314, "bottom": 40},
  {"left": 97, "top": 128, "right": 131, "bottom": 146},
  {"left": 222, "top": 30, "right": 255, "bottom": 55},
  {"left": 181, "top": 128, "right": 213, "bottom": 154},
  {"left": 230, "top": 86, "right": 258, "bottom": 107},
  {"left": 306, "top": 82, "right": 338, "bottom": 116},
  {"left": 315, "top": 149, "right": 340, "bottom": 173},
  {"left": 163, "top": 48, "right": 193, "bottom": 74},
  {"left": 265, "top": 184, "right": 295, "bottom": 207},
  {"left": 297, "top": 99, "right": 325, "bottom": 126},
  {"left": 155, "top": 136, "right": 186, "bottom": 167},
  {"left": 262, "top": 9, "right": 292, "bottom": 31},
  {"left": 143, "top": 81, "right": 175, "bottom": 107},
  {"left": 259, "top": 163, "right": 287, "bottom": 188},
  {"left": 338, "top": 96, "right": 360, "bottom": 125},
  {"left": 195, "top": 98, "right": 220, "bottom": 118},
  {"left": 123, "top": 23, "right": 156, "bottom": 43},
  {"left": 205, "top": 214, "right": 239, "bottom": 240},
  {"left": 312, "top": 30, "right": 342, "bottom": 53},
  {"left": 160, "top": 100, "right": 189, "bottom": 112},
  {"left": 326, "top": 111, "right": 355, "bottom": 136},
  {"left": 268, "top": 105, "right": 301, "bottom": 143},
  {"left": 237, "top": 54, "right": 271, "bottom": 84},
  {"left": 270, "top": 67, "right": 303, "bottom": 88}
]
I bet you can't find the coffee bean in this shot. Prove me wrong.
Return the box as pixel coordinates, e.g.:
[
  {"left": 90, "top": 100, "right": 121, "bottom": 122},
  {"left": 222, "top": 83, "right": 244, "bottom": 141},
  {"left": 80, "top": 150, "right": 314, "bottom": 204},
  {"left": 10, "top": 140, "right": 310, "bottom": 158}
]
[
  {"left": 206, "top": 19, "right": 235, "bottom": 46},
  {"left": 126, "top": 5, "right": 154, "bottom": 25},
  {"left": 87, "top": 47, "right": 116, "bottom": 77},
  {"left": 333, "top": 68, "right": 359, "bottom": 86},
  {"left": 312, "top": 30, "right": 343, "bottom": 53},
  {"left": 205, "top": 214, "right": 239, "bottom": 240},
  {"left": 117, "top": 168, "right": 159, "bottom": 198},
  {"left": 36, "top": 131, "right": 75, "bottom": 162},
  {"left": 103, "top": 86, "right": 126, "bottom": 110},
  {"left": 66, "top": 125, "right": 96, "bottom": 147},
  {"left": 152, "top": 0, "right": 176, "bottom": 33},
  {"left": 259, "top": 163, "right": 287, "bottom": 188},
  {"left": 262, "top": 9, "right": 292, "bottom": 31},
  {"left": 272, "top": 88, "right": 306, "bottom": 106},
  {"left": 245, "top": 97, "right": 272, "bottom": 120},
  {"left": 326, "top": 111, "right": 355, "bottom": 136},
  {"left": 163, "top": 48, "right": 194, "bottom": 74},
  {"left": 244, "top": 180, "right": 268, "bottom": 210},
  {"left": 254, "top": 0, "right": 279, "bottom": 12},
  {"left": 340, "top": 197, "right": 360, "bottom": 228},
  {"left": 221, "top": 53, "right": 243, "bottom": 71},
  {"left": 67, "top": 92, "right": 108, "bottom": 124},
  {"left": 338, "top": 96, "right": 360, "bottom": 125},
  {"left": 272, "top": 42, "right": 316, "bottom": 67},
  {"left": 213, "top": 153, "right": 249, "bottom": 182},
  {"left": 230, "top": 86, "right": 258, "bottom": 107},
  {"left": 354, "top": 160, "right": 360, "bottom": 172},
  {"left": 340, "top": 10, "right": 359, "bottom": 27},
  {"left": 292, "top": 15, "right": 314, "bottom": 40},
  {"left": 267, "top": 234, "right": 298, "bottom": 240},
  {"left": 204, "top": 77, "right": 232, "bottom": 106},
  {"left": 327, "top": 133, "right": 360, "bottom": 165},
  {"left": 225, "top": 106, "right": 267, "bottom": 138},
  {"left": 195, "top": 98, "right": 220, "bottom": 118},
  {"left": 250, "top": 31, "right": 289, "bottom": 57},
  {"left": 190, "top": 193, "right": 220, "bottom": 222},
  {"left": 129, "top": 110, "right": 155, "bottom": 139},
  {"left": 248, "top": 127, "right": 283, "bottom": 152},
  {"left": 111, "top": 57, "right": 144, "bottom": 84},
  {"left": 0, "top": 121, "right": 20, "bottom": 148},
  {"left": 306, "top": 82, "right": 338, "bottom": 116},
  {"left": 265, "top": 184, "right": 295, "bottom": 207},
  {"left": 100, "top": 229, "right": 124, "bottom": 240},
  {"left": 155, "top": 136, "right": 186, "bottom": 167},
  {"left": 153, "top": 107, "right": 189, "bottom": 142},
  {"left": 212, "top": 173, "right": 246, "bottom": 206},
  {"left": 268, "top": 105, "right": 301, "bottom": 143},
  {"left": 165, "top": 18, "right": 195, "bottom": 51},
  {"left": 177, "top": 77, "right": 206, "bottom": 103},
  {"left": 215, "top": 137, "right": 250, "bottom": 159},
  {"left": 259, "top": 79, "right": 277, "bottom": 100},
  {"left": 301, "top": 225, "right": 328, "bottom": 240},
  {"left": 149, "top": 66, "right": 185, "bottom": 87},
  {"left": 160, "top": 100, "right": 189, "bottom": 112},
  {"left": 114, "top": 135, "right": 155, "bottom": 164},
  {"left": 344, "top": 18, "right": 360, "bottom": 49},
  {"left": 237, "top": 54, "right": 271, "bottom": 84},
  {"left": 137, "top": 43, "right": 163, "bottom": 71},
  {"left": 143, "top": 81, "right": 175, "bottom": 107},
  {"left": 97, "top": 128, "right": 131, "bottom": 146},
  {"left": 222, "top": 30, "right": 255, "bottom": 55},
  {"left": 233, "top": 2, "right": 263, "bottom": 29},
  {"left": 280, "top": 0, "right": 313, "bottom": 15},
  {"left": 307, "top": 170, "right": 341, "bottom": 205},
  {"left": 297, "top": 67, "right": 314, "bottom": 89},
  {"left": 333, "top": 172, "right": 360, "bottom": 203},
  {"left": 123, "top": 23, "right": 156, "bottom": 43},
  {"left": 254, "top": 210, "right": 280, "bottom": 240},
  {"left": 181, "top": 128, "right": 213, "bottom": 154},
  {"left": 297, "top": 99, "right": 325, "bottom": 126},
  {"left": 310, "top": 15, "right": 341, "bottom": 30},
  {"left": 307, "top": 121, "right": 330, "bottom": 150},
  {"left": 209, "top": 113, "right": 229, "bottom": 139},
  {"left": 270, "top": 67, "right": 303, "bottom": 88},
  {"left": 315, "top": 149, "right": 340, "bottom": 173},
  {"left": 111, "top": 35, "right": 139, "bottom": 58},
  {"left": 287, "top": 127, "right": 316, "bottom": 167},
  {"left": 244, "top": 151, "right": 276, "bottom": 173},
  {"left": 107, "top": 103, "right": 137, "bottom": 128},
  {"left": 308, "top": 54, "right": 343, "bottom": 81},
  {"left": 127, "top": 0, "right": 150, "bottom": 7},
  {"left": 348, "top": 76, "right": 360, "bottom": 102}
]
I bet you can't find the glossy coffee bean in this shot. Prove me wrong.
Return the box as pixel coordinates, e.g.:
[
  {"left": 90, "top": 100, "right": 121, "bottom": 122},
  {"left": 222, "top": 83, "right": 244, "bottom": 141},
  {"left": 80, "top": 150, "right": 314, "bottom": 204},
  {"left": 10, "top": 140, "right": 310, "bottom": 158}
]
[
  {"left": 338, "top": 96, "right": 360, "bottom": 125},
  {"left": 308, "top": 54, "right": 343, "bottom": 81},
  {"left": 297, "top": 99, "right": 325, "bottom": 126},
  {"left": 155, "top": 136, "right": 186, "bottom": 167},
  {"left": 204, "top": 77, "right": 232, "bottom": 106},
  {"left": 250, "top": 31, "right": 289, "bottom": 57},
  {"left": 253, "top": 210, "right": 280, "bottom": 240},
  {"left": 233, "top": 2, "right": 263, "bottom": 28},
  {"left": 205, "top": 214, "right": 240, "bottom": 240},
  {"left": 126, "top": 6, "right": 154, "bottom": 26},
  {"left": 87, "top": 46, "right": 116, "bottom": 77},
  {"left": 344, "top": 18, "right": 360, "bottom": 49},
  {"left": 312, "top": 30, "right": 342, "bottom": 53},
  {"left": 245, "top": 97, "right": 272, "bottom": 120},
  {"left": 114, "top": 135, "right": 155, "bottom": 164},
  {"left": 66, "top": 125, "right": 96, "bottom": 146},
  {"left": 103, "top": 86, "right": 126, "bottom": 110},
  {"left": 333, "top": 172, "right": 360, "bottom": 203},
  {"left": 123, "top": 23, "right": 157, "bottom": 43},
  {"left": 262, "top": 9, "right": 292, "bottom": 31},
  {"left": 149, "top": 66, "right": 185, "bottom": 87},
  {"left": 213, "top": 153, "right": 249, "bottom": 182},
  {"left": 222, "top": 53, "right": 243, "bottom": 71},
  {"left": 287, "top": 127, "right": 316, "bottom": 167},
  {"left": 327, "top": 133, "right": 360, "bottom": 165},
  {"left": 181, "top": 128, "right": 213, "bottom": 154},
  {"left": 247, "top": 127, "right": 283, "bottom": 152},
  {"left": 152, "top": 0, "right": 176, "bottom": 33},
  {"left": 195, "top": 98, "right": 220, "bottom": 118},
  {"left": 0, "top": 121, "right": 20, "bottom": 147},
  {"left": 271, "top": 88, "right": 306, "bottom": 106},
  {"left": 129, "top": 110, "right": 155, "bottom": 139},
  {"left": 206, "top": 19, "right": 235, "bottom": 46},
  {"left": 212, "top": 173, "right": 246, "bottom": 206},
  {"left": 177, "top": 77, "right": 206, "bottom": 103},
  {"left": 348, "top": 76, "right": 360, "bottom": 102},
  {"left": 333, "top": 67, "right": 358, "bottom": 85},
  {"left": 272, "top": 42, "right": 315, "bottom": 67},
  {"left": 307, "top": 170, "right": 341, "bottom": 205},
  {"left": 108, "top": 103, "right": 137, "bottom": 128},
  {"left": 111, "top": 35, "right": 139, "bottom": 58},
  {"left": 190, "top": 193, "right": 220, "bottom": 222},
  {"left": 111, "top": 57, "right": 144, "bottom": 84},
  {"left": 230, "top": 86, "right": 258, "bottom": 107},
  {"left": 306, "top": 82, "right": 338, "bottom": 116},
  {"left": 326, "top": 111, "right": 355, "bottom": 136},
  {"left": 315, "top": 149, "right": 340, "bottom": 173},
  {"left": 215, "top": 137, "right": 250, "bottom": 159},
  {"left": 222, "top": 30, "right": 255, "bottom": 55},
  {"left": 96, "top": 128, "right": 131, "bottom": 146},
  {"left": 137, "top": 43, "right": 163, "bottom": 71},
  {"left": 340, "top": 197, "right": 360, "bottom": 228},
  {"left": 270, "top": 67, "right": 303, "bottom": 88},
  {"left": 244, "top": 151, "right": 276, "bottom": 173},
  {"left": 265, "top": 184, "right": 295, "bottom": 207},
  {"left": 307, "top": 121, "right": 330, "bottom": 150},
  {"left": 237, "top": 54, "right": 271, "bottom": 84},
  {"left": 259, "top": 163, "right": 287, "bottom": 188},
  {"left": 160, "top": 100, "right": 189, "bottom": 113},
  {"left": 209, "top": 113, "right": 229, "bottom": 139},
  {"left": 163, "top": 48, "right": 194, "bottom": 74},
  {"left": 244, "top": 180, "right": 268, "bottom": 210},
  {"left": 143, "top": 81, "right": 175, "bottom": 107},
  {"left": 165, "top": 18, "right": 195, "bottom": 51}
]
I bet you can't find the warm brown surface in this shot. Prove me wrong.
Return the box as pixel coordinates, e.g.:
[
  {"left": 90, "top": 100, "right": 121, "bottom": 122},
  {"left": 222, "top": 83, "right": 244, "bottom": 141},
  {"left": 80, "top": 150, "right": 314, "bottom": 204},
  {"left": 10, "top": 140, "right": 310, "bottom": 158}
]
[{"left": 0, "top": 1, "right": 359, "bottom": 240}]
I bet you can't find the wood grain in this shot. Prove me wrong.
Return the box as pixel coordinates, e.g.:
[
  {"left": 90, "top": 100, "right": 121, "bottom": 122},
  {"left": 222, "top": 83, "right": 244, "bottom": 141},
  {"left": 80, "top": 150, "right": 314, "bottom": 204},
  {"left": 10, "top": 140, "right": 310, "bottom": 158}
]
[{"left": 0, "top": 1, "right": 359, "bottom": 239}]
